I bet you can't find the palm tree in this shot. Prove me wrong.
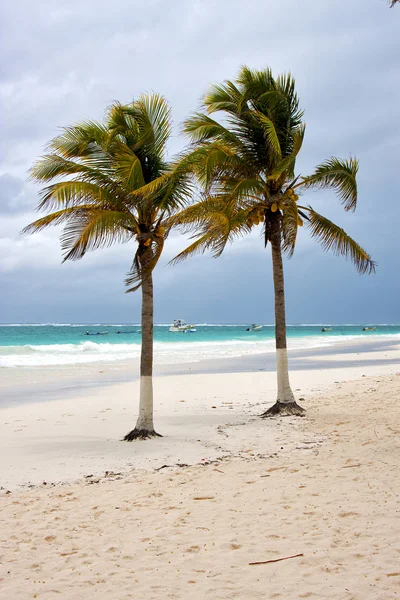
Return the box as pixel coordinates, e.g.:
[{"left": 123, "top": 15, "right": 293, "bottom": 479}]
[
  {"left": 171, "top": 66, "right": 375, "bottom": 416},
  {"left": 23, "top": 95, "right": 191, "bottom": 439},
  {"left": 389, "top": 1, "right": 399, "bottom": 7}
]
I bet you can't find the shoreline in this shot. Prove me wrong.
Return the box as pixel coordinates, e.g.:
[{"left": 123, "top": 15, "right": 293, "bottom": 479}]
[{"left": 1, "top": 336, "right": 400, "bottom": 408}]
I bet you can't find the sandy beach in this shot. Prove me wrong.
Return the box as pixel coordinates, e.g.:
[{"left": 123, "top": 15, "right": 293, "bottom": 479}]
[{"left": 1, "top": 343, "right": 400, "bottom": 599}]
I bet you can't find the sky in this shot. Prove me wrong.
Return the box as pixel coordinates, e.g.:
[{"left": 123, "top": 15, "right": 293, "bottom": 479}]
[{"left": 0, "top": 0, "right": 399, "bottom": 324}]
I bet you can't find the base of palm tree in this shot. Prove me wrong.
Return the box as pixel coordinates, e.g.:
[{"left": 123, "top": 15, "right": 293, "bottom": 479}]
[
  {"left": 123, "top": 428, "right": 162, "bottom": 441},
  {"left": 261, "top": 400, "right": 305, "bottom": 417}
]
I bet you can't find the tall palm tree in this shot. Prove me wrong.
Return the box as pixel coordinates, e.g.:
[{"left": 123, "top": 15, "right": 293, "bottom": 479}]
[
  {"left": 171, "top": 66, "right": 375, "bottom": 416},
  {"left": 23, "top": 95, "right": 191, "bottom": 439}
]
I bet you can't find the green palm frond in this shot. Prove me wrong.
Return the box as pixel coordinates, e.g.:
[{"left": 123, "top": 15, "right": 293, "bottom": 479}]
[
  {"left": 48, "top": 122, "right": 110, "bottom": 159},
  {"left": 114, "top": 146, "right": 146, "bottom": 190},
  {"left": 183, "top": 113, "right": 239, "bottom": 145},
  {"left": 169, "top": 233, "right": 215, "bottom": 265},
  {"left": 171, "top": 195, "right": 253, "bottom": 261},
  {"left": 268, "top": 125, "right": 305, "bottom": 181},
  {"left": 21, "top": 206, "right": 96, "bottom": 234},
  {"left": 178, "top": 143, "right": 247, "bottom": 191},
  {"left": 30, "top": 155, "right": 91, "bottom": 182},
  {"left": 299, "top": 157, "right": 358, "bottom": 212},
  {"left": 125, "top": 94, "right": 171, "bottom": 157},
  {"left": 237, "top": 65, "right": 274, "bottom": 99},
  {"left": 60, "top": 210, "right": 134, "bottom": 261},
  {"left": 37, "top": 181, "right": 121, "bottom": 212},
  {"left": 129, "top": 163, "right": 194, "bottom": 215},
  {"left": 203, "top": 81, "right": 242, "bottom": 114},
  {"left": 107, "top": 102, "right": 133, "bottom": 139},
  {"left": 305, "top": 207, "right": 376, "bottom": 274},
  {"left": 225, "top": 178, "right": 265, "bottom": 205},
  {"left": 253, "top": 111, "right": 282, "bottom": 160},
  {"left": 275, "top": 73, "right": 304, "bottom": 127}
]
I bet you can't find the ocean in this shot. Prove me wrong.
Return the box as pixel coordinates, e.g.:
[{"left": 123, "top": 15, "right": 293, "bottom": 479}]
[{"left": 1, "top": 323, "right": 399, "bottom": 368}]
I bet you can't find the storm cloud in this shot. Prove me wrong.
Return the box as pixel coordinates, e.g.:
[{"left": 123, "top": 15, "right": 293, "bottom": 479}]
[{"left": 1, "top": 0, "right": 399, "bottom": 324}]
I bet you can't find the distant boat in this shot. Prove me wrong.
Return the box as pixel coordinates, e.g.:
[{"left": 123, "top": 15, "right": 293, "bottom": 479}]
[
  {"left": 321, "top": 327, "right": 332, "bottom": 332},
  {"left": 116, "top": 330, "right": 140, "bottom": 334},
  {"left": 246, "top": 324, "right": 262, "bottom": 332},
  {"left": 169, "top": 319, "right": 196, "bottom": 332},
  {"left": 84, "top": 331, "right": 108, "bottom": 336},
  {"left": 362, "top": 327, "right": 376, "bottom": 331}
]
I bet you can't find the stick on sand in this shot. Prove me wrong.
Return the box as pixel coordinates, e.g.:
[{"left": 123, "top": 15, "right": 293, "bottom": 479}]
[{"left": 249, "top": 553, "right": 303, "bottom": 565}]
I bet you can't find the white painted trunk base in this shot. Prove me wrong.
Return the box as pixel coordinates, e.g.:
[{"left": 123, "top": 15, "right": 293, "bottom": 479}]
[
  {"left": 276, "top": 348, "right": 295, "bottom": 404},
  {"left": 135, "top": 376, "right": 154, "bottom": 430}
]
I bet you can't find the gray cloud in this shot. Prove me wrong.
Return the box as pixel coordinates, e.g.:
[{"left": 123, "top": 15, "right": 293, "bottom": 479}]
[
  {"left": 0, "top": 175, "right": 38, "bottom": 213},
  {"left": 1, "top": 0, "right": 399, "bottom": 323}
]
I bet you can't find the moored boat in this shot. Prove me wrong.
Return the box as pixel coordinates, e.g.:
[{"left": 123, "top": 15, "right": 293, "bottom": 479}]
[
  {"left": 246, "top": 324, "right": 262, "bottom": 331},
  {"left": 169, "top": 319, "right": 196, "bottom": 332},
  {"left": 84, "top": 331, "right": 109, "bottom": 336}
]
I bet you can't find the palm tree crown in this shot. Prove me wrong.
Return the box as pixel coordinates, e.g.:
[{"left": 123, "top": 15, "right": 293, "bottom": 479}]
[
  {"left": 25, "top": 95, "right": 191, "bottom": 289},
  {"left": 172, "top": 66, "right": 375, "bottom": 275}
]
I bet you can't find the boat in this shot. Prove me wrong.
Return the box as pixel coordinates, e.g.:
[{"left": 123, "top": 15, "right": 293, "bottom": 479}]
[
  {"left": 169, "top": 319, "right": 196, "bottom": 332},
  {"left": 321, "top": 327, "right": 332, "bottom": 332},
  {"left": 84, "top": 331, "right": 109, "bottom": 336},
  {"left": 362, "top": 327, "right": 376, "bottom": 331},
  {"left": 246, "top": 324, "right": 262, "bottom": 332},
  {"left": 116, "top": 331, "right": 140, "bottom": 334}
]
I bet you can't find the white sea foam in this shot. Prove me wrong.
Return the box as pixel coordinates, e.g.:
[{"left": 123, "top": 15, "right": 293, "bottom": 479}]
[{"left": 1, "top": 332, "right": 399, "bottom": 368}]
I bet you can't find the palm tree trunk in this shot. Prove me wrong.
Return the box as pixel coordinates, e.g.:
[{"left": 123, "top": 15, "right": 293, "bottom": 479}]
[
  {"left": 262, "top": 212, "right": 304, "bottom": 417},
  {"left": 124, "top": 269, "right": 161, "bottom": 440}
]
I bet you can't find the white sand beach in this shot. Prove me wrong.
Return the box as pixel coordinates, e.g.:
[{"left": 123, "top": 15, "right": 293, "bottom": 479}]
[{"left": 1, "top": 344, "right": 400, "bottom": 599}]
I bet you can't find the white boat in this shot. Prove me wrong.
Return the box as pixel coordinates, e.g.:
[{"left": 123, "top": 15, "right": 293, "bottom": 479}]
[
  {"left": 246, "top": 324, "right": 262, "bottom": 332},
  {"left": 169, "top": 319, "right": 196, "bottom": 332}
]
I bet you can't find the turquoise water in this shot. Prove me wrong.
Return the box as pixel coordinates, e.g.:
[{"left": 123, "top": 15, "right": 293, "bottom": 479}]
[{"left": 0, "top": 323, "right": 399, "bottom": 368}]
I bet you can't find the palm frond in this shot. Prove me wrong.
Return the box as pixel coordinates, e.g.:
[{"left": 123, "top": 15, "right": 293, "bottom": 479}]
[
  {"left": 21, "top": 205, "right": 96, "bottom": 234},
  {"left": 275, "top": 73, "right": 304, "bottom": 127},
  {"left": 60, "top": 210, "right": 134, "bottom": 261},
  {"left": 169, "top": 233, "right": 215, "bottom": 265},
  {"left": 267, "top": 124, "right": 305, "bottom": 180},
  {"left": 183, "top": 113, "right": 239, "bottom": 145},
  {"left": 36, "top": 180, "right": 122, "bottom": 212},
  {"left": 170, "top": 195, "right": 253, "bottom": 263},
  {"left": 127, "top": 94, "right": 171, "bottom": 157},
  {"left": 305, "top": 207, "right": 376, "bottom": 274},
  {"left": 253, "top": 111, "right": 282, "bottom": 160},
  {"left": 299, "top": 157, "right": 358, "bottom": 212},
  {"left": 114, "top": 146, "right": 145, "bottom": 190},
  {"left": 30, "top": 155, "right": 90, "bottom": 182},
  {"left": 48, "top": 121, "right": 110, "bottom": 159},
  {"left": 281, "top": 199, "right": 299, "bottom": 257},
  {"left": 203, "top": 81, "right": 242, "bottom": 114}
]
